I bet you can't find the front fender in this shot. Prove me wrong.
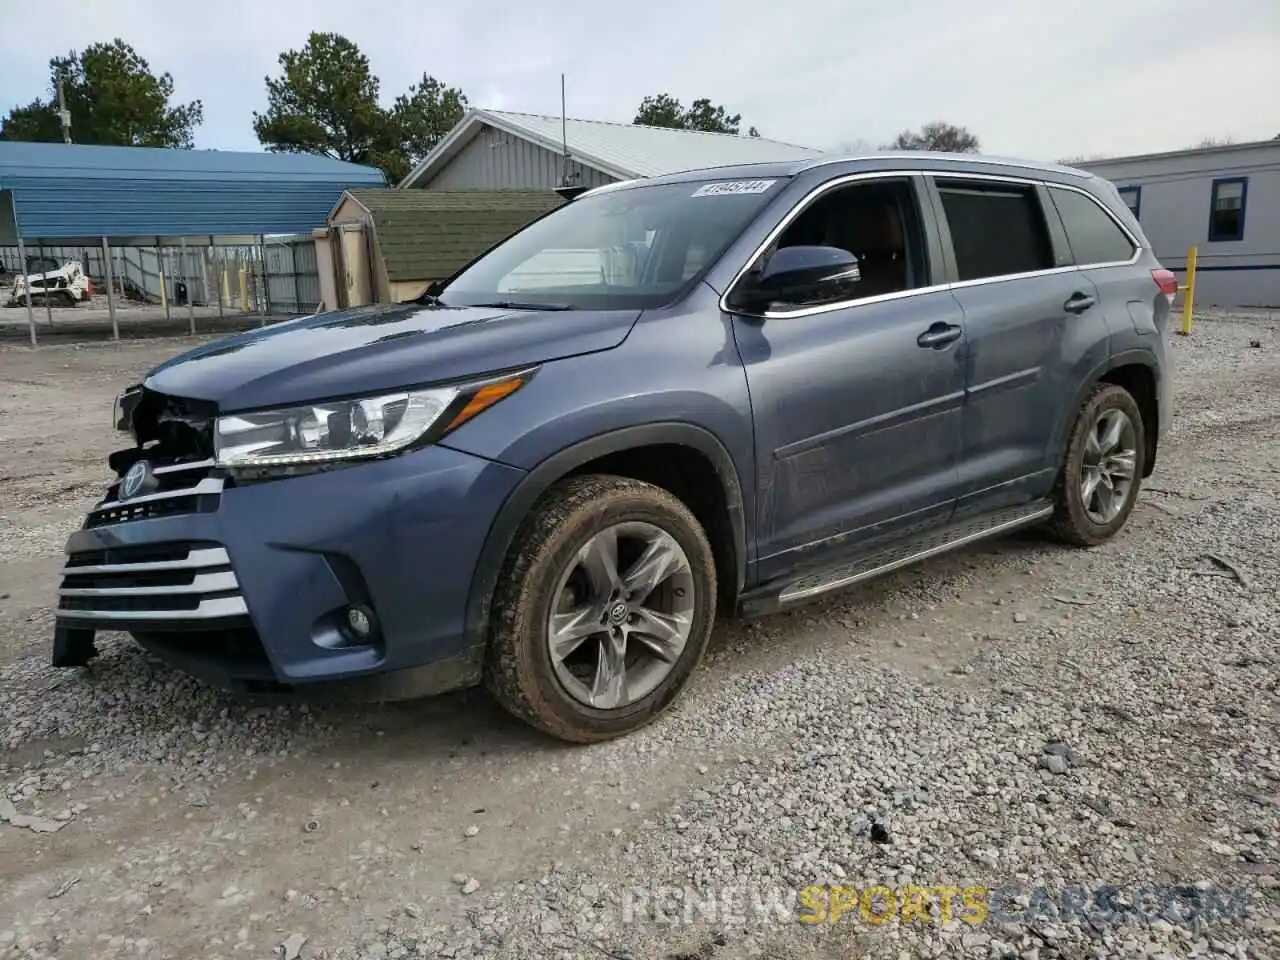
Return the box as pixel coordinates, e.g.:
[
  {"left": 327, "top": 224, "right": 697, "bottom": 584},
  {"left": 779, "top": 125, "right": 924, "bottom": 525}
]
[
  {"left": 458, "top": 423, "right": 748, "bottom": 653},
  {"left": 444, "top": 292, "right": 757, "bottom": 652}
]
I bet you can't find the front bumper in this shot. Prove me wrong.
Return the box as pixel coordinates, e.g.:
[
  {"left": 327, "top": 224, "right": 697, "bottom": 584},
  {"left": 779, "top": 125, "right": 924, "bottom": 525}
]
[{"left": 53, "top": 444, "right": 524, "bottom": 694}]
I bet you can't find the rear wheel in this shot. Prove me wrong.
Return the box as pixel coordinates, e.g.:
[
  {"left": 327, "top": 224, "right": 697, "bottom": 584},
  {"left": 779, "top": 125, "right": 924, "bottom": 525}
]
[
  {"left": 1048, "top": 383, "right": 1145, "bottom": 546},
  {"left": 485, "top": 474, "right": 717, "bottom": 743}
]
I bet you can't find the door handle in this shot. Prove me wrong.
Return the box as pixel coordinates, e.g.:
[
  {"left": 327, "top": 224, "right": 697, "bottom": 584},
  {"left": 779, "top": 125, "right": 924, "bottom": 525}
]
[
  {"left": 917, "top": 323, "right": 963, "bottom": 349},
  {"left": 1064, "top": 292, "right": 1097, "bottom": 314}
]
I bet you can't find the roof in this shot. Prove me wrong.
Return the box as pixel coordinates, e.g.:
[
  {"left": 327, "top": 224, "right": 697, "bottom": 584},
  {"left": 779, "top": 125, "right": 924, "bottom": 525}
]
[
  {"left": 1073, "top": 137, "right": 1280, "bottom": 170},
  {"left": 339, "top": 188, "right": 564, "bottom": 282},
  {"left": 400, "top": 109, "right": 826, "bottom": 187},
  {"left": 0, "top": 141, "right": 383, "bottom": 181},
  {"left": 0, "top": 141, "right": 385, "bottom": 240}
]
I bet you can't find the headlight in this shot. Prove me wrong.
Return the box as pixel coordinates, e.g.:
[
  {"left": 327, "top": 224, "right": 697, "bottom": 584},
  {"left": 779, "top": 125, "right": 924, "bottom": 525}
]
[
  {"left": 114, "top": 385, "right": 143, "bottom": 434},
  {"left": 213, "top": 369, "right": 534, "bottom": 469}
]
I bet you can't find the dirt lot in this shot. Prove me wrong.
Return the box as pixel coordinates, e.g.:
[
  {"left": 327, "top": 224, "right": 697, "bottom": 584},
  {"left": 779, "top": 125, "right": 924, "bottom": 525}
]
[{"left": 1, "top": 313, "right": 1278, "bottom": 960}]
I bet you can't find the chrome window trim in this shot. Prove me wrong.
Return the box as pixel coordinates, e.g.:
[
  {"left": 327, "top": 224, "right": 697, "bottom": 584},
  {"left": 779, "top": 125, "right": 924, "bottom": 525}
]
[
  {"left": 1031, "top": 178, "right": 1143, "bottom": 269},
  {"left": 928, "top": 171, "right": 1142, "bottom": 270},
  {"left": 749, "top": 281, "right": 955, "bottom": 319},
  {"left": 718, "top": 170, "right": 925, "bottom": 319},
  {"left": 719, "top": 169, "right": 1142, "bottom": 321}
]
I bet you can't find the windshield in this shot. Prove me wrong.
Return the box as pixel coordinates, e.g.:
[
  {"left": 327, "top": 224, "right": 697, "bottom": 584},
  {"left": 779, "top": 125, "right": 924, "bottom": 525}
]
[
  {"left": 26, "top": 257, "right": 59, "bottom": 274},
  {"left": 438, "top": 177, "right": 786, "bottom": 310}
]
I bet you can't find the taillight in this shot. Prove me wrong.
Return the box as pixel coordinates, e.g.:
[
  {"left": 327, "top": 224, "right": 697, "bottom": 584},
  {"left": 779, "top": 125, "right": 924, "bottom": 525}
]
[{"left": 1152, "top": 268, "right": 1178, "bottom": 305}]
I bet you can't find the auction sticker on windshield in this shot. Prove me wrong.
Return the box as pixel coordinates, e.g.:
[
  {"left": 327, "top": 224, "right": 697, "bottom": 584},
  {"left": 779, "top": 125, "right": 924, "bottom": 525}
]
[{"left": 690, "top": 179, "right": 777, "bottom": 197}]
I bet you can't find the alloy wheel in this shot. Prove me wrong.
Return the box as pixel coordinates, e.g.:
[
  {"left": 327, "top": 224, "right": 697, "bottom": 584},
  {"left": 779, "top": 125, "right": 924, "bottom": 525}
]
[
  {"left": 547, "top": 521, "right": 695, "bottom": 710},
  {"left": 1080, "top": 408, "right": 1138, "bottom": 524}
]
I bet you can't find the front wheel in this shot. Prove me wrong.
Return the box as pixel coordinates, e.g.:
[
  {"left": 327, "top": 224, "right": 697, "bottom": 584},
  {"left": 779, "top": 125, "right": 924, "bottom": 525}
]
[
  {"left": 485, "top": 474, "right": 717, "bottom": 743},
  {"left": 1047, "top": 383, "right": 1146, "bottom": 546}
]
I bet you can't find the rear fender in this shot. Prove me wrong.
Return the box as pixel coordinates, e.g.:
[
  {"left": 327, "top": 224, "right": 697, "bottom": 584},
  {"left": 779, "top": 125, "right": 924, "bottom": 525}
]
[{"left": 1052, "top": 348, "right": 1161, "bottom": 475}]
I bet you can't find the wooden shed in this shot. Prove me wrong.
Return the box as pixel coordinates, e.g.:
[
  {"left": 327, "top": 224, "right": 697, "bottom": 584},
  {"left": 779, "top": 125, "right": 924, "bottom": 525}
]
[{"left": 315, "top": 188, "right": 565, "bottom": 309}]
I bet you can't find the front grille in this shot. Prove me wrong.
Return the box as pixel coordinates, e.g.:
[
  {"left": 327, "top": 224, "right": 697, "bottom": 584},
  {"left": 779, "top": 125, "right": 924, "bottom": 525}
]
[
  {"left": 56, "top": 541, "right": 248, "bottom": 625},
  {"left": 85, "top": 459, "right": 223, "bottom": 529},
  {"left": 66, "top": 543, "right": 192, "bottom": 567}
]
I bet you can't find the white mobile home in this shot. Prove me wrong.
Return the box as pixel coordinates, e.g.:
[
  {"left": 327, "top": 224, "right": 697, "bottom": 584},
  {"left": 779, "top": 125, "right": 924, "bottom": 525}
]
[{"left": 1080, "top": 140, "right": 1280, "bottom": 309}]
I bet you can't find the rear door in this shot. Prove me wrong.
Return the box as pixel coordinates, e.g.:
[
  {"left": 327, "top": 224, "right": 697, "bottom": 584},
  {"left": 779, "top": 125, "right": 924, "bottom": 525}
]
[{"left": 925, "top": 175, "right": 1111, "bottom": 520}]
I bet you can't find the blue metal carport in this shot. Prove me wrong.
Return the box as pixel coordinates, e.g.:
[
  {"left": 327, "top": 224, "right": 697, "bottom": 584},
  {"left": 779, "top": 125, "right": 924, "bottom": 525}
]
[
  {"left": 0, "top": 142, "right": 384, "bottom": 343},
  {"left": 0, "top": 141, "right": 384, "bottom": 241}
]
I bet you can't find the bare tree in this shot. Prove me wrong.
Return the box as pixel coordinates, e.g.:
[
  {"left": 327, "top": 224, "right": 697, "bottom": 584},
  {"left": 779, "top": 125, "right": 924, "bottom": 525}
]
[{"left": 885, "top": 122, "right": 979, "bottom": 153}]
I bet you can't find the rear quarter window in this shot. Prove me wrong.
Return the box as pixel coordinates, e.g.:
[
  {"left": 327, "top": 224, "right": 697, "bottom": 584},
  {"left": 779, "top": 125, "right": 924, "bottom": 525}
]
[{"left": 1048, "top": 186, "right": 1137, "bottom": 266}]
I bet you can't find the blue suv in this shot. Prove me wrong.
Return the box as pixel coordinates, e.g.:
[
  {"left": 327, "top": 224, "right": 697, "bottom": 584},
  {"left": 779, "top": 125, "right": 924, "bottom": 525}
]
[{"left": 53, "top": 153, "right": 1174, "bottom": 742}]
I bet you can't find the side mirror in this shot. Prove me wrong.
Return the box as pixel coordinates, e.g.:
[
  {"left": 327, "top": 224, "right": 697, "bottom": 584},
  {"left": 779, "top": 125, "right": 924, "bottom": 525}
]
[
  {"left": 731, "top": 245, "right": 861, "bottom": 313},
  {"left": 760, "top": 244, "right": 860, "bottom": 291}
]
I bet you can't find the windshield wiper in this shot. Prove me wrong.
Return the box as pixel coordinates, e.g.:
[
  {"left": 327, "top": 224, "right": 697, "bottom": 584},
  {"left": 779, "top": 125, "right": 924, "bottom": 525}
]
[{"left": 471, "top": 300, "right": 572, "bottom": 311}]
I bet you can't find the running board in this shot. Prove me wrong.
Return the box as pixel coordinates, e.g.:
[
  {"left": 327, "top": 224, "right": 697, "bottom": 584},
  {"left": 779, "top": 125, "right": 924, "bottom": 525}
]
[{"left": 741, "top": 501, "right": 1054, "bottom": 616}]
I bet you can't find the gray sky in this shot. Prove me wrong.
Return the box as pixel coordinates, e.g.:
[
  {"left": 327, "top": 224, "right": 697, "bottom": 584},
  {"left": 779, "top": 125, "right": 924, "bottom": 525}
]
[{"left": 2, "top": 0, "right": 1277, "bottom": 161}]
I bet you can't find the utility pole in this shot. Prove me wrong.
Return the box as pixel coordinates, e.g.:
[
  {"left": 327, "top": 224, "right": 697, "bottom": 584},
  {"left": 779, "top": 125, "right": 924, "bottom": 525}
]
[
  {"left": 559, "top": 73, "right": 569, "bottom": 188},
  {"left": 57, "top": 71, "right": 72, "bottom": 144}
]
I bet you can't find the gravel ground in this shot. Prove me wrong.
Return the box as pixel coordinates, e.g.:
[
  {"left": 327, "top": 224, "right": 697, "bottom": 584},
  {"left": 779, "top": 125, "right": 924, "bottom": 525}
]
[{"left": 1, "top": 312, "right": 1278, "bottom": 960}]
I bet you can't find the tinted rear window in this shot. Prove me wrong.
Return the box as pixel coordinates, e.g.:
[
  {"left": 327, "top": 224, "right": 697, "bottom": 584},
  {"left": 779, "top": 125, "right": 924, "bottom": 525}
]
[
  {"left": 1049, "top": 187, "right": 1136, "bottom": 266},
  {"left": 935, "top": 181, "right": 1054, "bottom": 282}
]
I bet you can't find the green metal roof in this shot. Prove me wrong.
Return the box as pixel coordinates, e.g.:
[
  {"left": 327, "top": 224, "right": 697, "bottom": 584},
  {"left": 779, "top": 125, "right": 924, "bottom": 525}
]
[{"left": 344, "top": 188, "right": 565, "bottom": 282}]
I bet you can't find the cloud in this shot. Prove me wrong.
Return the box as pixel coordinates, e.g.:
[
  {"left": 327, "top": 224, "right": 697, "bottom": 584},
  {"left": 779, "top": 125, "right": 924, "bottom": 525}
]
[{"left": 1, "top": 0, "right": 1276, "bottom": 161}]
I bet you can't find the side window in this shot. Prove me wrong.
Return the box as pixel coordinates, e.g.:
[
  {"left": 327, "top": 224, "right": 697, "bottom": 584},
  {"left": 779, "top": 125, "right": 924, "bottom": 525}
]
[
  {"left": 1208, "top": 177, "right": 1247, "bottom": 242},
  {"left": 728, "top": 178, "right": 928, "bottom": 313},
  {"left": 1049, "top": 186, "right": 1137, "bottom": 266},
  {"left": 1117, "top": 185, "right": 1141, "bottom": 220},
  {"left": 934, "top": 180, "right": 1054, "bottom": 282}
]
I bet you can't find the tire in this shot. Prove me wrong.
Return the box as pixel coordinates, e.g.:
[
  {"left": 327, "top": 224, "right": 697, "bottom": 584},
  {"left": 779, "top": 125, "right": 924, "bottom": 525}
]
[
  {"left": 1047, "top": 383, "right": 1146, "bottom": 546},
  {"left": 484, "top": 474, "right": 717, "bottom": 743}
]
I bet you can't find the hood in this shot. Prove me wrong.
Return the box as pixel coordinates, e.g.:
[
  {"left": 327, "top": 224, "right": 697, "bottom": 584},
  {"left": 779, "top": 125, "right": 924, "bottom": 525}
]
[{"left": 144, "top": 301, "right": 641, "bottom": 411}]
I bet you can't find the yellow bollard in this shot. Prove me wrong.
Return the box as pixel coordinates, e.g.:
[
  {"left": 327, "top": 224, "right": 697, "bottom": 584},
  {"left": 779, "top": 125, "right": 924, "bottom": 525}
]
[
  {"left": 239, "top": 267, "right": 248, "bottom": 311},
  {"left": 1178, "top": 245, "right": 1198, "bottom": 336},
  {"left": 221, "top": 265, "right": 231, "bottom": 306},
  {"left": 159, "top": 268, "right": 167, "bottom": 312}
]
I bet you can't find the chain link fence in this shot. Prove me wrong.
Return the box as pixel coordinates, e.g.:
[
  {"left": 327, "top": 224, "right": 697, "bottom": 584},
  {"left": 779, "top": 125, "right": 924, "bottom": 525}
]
[{"left": 0, "top": 235, "right": 322, "bottom": 344}]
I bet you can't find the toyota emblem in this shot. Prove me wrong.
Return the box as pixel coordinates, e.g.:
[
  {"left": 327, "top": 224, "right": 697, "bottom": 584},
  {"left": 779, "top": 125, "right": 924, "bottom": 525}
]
[{"left": 119, "top": 459, "right": 154, "bottom": 501}]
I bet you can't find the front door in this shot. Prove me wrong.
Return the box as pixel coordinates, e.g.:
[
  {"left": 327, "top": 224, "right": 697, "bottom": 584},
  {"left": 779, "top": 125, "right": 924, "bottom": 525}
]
[{"left": 726, "top": 175, "right": 967, "bottom": 582}]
